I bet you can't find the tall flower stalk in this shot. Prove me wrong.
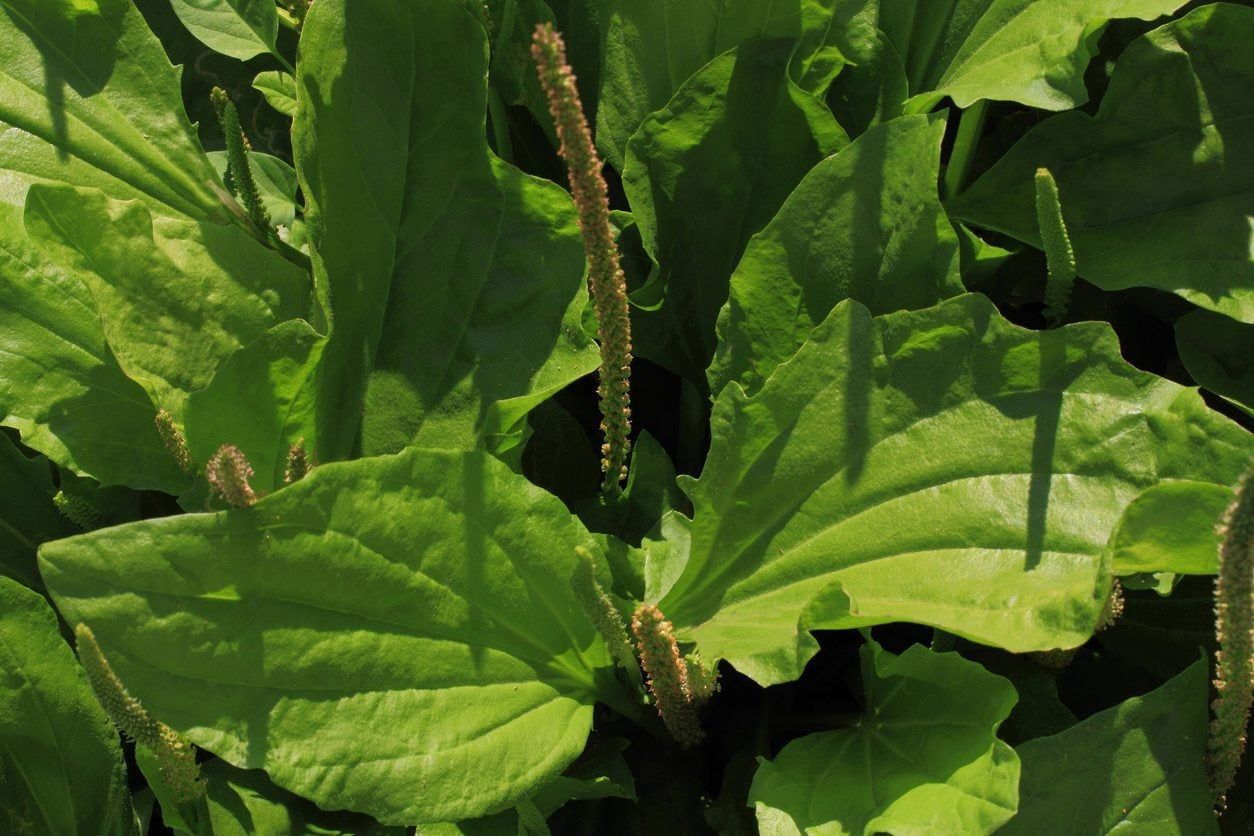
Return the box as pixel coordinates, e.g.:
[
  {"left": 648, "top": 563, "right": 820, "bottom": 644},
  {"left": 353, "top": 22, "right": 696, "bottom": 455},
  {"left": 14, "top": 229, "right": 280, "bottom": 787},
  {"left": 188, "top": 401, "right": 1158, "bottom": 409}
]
[
  {"left": 211, "top": 87, "right": 272, "bottom": 233},
  {"left": 1209, "top": 462, "right": 1254, "bottom": 807},
  {"left": 631, "top": 604, "right": 703, "bottom": 747},
  {"left": 532, "top": 24, "right": 632, "bottom": 492},
  {"left": 1034, "top": 167, "right": 1076, "bottom": 325}
]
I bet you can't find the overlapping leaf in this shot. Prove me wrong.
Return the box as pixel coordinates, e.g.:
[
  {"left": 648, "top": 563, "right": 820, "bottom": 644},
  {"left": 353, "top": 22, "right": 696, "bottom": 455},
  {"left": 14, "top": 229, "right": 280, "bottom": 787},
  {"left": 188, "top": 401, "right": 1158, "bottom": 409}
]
[
  {"left": 750, "top": 642, "right": 1019, "bottom": 835},
  {"left": 40, "top": 448, "right": 627, "bottom": 825},
  {"left": 1001, "top": 660, "right": 1216, "bottom": 834},
  {"left": 651, "top": 294, "right": 1251, "bottom": 686},
  {"left": 0, "top": 577, "right": 134, "bottom": 835},
  {"left": 710, "top": 112, "right": 961, "bottom": 396},
  {"left": 169, "top": 0, "right": 285, "bottom": 64},
  {"left": 0, "top": 432, "right": 74, "bottom": 590},
  {"left": 623, "top": 39, "right": 846, "bottom": 384},
  {"left": 948, "top": 4, "right": 1254, "bottom": 324},
  {"left": 0, "top": 0, "right": 226, "bottom": 220},
  {"left": 294, "top": 0, "right": 597, "bottom": 461}
]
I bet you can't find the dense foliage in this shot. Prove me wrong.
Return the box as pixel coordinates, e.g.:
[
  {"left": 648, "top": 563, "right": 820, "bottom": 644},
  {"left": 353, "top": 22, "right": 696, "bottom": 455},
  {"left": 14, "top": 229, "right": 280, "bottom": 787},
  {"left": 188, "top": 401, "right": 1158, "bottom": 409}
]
[{"left": 1, "top": 0, "right": 1253, "bottom": 833}]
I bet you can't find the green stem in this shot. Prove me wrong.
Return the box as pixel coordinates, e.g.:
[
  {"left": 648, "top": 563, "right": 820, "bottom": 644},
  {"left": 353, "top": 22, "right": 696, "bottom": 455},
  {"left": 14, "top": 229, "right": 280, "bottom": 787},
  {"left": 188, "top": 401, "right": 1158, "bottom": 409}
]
[
  {"left": 487, "top": 86, "right": 514, "bottom": 164},
  {"left": 942, "top": 99, "right": 988, "bottom": 200},
  {"left": 276, "top": 7, "right": 299, "bottom": 30}
]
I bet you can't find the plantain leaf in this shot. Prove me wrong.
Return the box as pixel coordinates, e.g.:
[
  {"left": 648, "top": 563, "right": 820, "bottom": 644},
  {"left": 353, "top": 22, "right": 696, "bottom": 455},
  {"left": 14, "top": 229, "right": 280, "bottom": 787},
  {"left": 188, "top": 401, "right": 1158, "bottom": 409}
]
[
  {"left": 40, "top": 448, "right": 630, "bottom": 825},
  {"left": 1106, "top": 480, "right": 1231, "bottom": 577},
  {"left": 168, "top": 0, "right": 283, "bottom": 63},
  {"left": 252, "top": 70, "right": 298, "bottom": 117},
  {"left": 0, "top": 0, "right": 227, "bottom": 220},
  {"left": 623, "top": 39, "right": 846, "bottom": 385},
  {"left": 749, "top": 641, "right": 1019, "bottom": 835},
  {"left": 0, "top": 576, "right": 134, "bottom": 836},
  {"left": 0, "top": 432, "right": 73, "bottom": 591},
  {"left": 1001, "top": 660, "right": 1216, "bottom": 834},
  {"left": 1176, "top": 308, "right": 1254, "bottom": 413},
  {"left": 652, "top": 294, "right": 1251, "bottom": 686},
  {"left": 23, "top": 185, "right": 311, "bottom": 420},
  {"left": 294, "top": 0, "right": 597, "bottom": 461},
  {"left": 948, "top": 4, "right": 1254, "bottom": 324},
  {"left": 709, "top": 112, "right": 961, "bottom": 397}
]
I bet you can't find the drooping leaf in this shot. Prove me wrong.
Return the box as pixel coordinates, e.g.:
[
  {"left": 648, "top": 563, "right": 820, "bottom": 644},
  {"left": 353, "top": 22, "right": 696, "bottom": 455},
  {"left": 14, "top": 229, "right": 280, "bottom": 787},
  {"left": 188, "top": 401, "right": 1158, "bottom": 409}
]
[
  {"left": 653, "top": 293, "right": 1251, "bottom": 686},
  {"left": 294, "top": 0, "right": 597, "bottom": 461},
  {"left": 184, "top": 320, "right": 326, "bottom": 496},
  {"left": 168, "top": 0, "right": 283, "bottom": 63},
  {"left": 623, "top": 39, "right": 846, "bottom": 384},
  {"left": 1106, "top": 480, "right": 1232, "bottom": 577},
  {"left": 1176, "top": 308, "right": 1254, "bottom": 413},
  {"left": 825, "top": 0, "right": 1187, "bottom": 117},
  {"left": 948, "top": 4, "right": 1254, "bottom": 324},
  {"left": 24, "top": 185, "right": 312, "bottom": 420},
  {"left": 709, "top": 113, "right": 961, "bottom": 397},
  {"left": 0, "top": 576, "right": 134, "bottom": 836},
  {"left": 0, "top": 200, "right": 185, "bottom": 492},
  {"left": 0, "top": 0, "right": 227, "bottom": 220},
  {"left": 594, "top": 0, "right": 806, "bottom": 169},
  {"left": 252, "top": 70, "right": 298, "bottom": 117},
  {"left": 0, "top": 432, "right": 74, "bottom": 591},
  {"left": 749, "top": 641, "right": 1019, "bottom": 835},
  {"left": 40, "top": 447, "right": 631, "bottom": 825},
  {"left": 1000, "top": 660, "right": 1216, "bottom": 834}
]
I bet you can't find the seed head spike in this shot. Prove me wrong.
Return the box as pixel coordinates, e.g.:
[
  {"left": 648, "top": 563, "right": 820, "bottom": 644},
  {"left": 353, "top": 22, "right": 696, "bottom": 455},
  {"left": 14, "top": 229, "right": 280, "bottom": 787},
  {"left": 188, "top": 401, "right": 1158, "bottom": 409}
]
[
  {"left": 631, "top": 604, "right": 703, "bottom": 747},
  {"left": 532, "top": 24, "right": 632, "bottom": 493},
  {"left": 1208, "top": 461, "right": 1254, "bottom": 808},
  {"left": 211, "top": 87, "right": 272, "bottom": 233},
  {"left": 1034, "top": 168, "right": 1076, "bottom": 326},
  {"left": 284, "top": 439, "right": 313, "bottom": 485},
  {"left": 75, "top": 625, "right": 204, "bottom": 804},
  {"left": 206, "top": 444, "right": 257, "bottom": 508}
]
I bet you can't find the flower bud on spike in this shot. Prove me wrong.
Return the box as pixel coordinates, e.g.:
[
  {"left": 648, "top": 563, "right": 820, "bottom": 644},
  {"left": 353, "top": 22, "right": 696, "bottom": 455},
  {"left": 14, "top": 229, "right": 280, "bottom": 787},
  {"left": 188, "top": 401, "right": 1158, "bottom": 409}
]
[
  {"left": 206, "top": 444, "right": 257, "bottom": 508},
  {"left": 631, "top": 604, "right": 703, "bottom": 747},
  {"left": 154, "top": 409, "right": 192, "bottom": 475},
  {"left": 54, "top": 490, "right": 101, "bottom": 531},
  {"left": 1208, "top": 461, "right": 1254, "bottom": 807},
  {"left": 211, "top": 87, "right": 272, "bottom": 233},
  {"left": 75, "top": 625, "right": 204, "bottom": 804},
  {"left": 532, "top": 24, "right": 632, "bottom": 493},
  {"left": 284, "top": 439, "right": 313, "bottom": 485},
  {"left": 571, "top": 547, "right": 637, "bottom": 677},
  {"left": 1034, "top": 168, "right": 1076, "bottom": 326}
]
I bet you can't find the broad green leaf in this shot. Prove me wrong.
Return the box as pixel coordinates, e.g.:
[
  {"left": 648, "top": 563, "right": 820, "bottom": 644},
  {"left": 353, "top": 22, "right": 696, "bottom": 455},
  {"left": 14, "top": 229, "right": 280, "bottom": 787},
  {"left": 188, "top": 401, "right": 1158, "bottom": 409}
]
[
  {"left": 1176, "top": 309, "right": 1254, "bottom": 412},
  {"left": 0, "top": 200, "right": 185, "bottom": 492},
  {"left": 623, "top": 39, "right": 846, "bottom": 384},
  {"left": 0, "top": 432, "right": 73, "bottom": 591},
  {"left": 828, "top": 0, "right": 1187, "bottom": 115},
  {"left": 203, "top": 760, "right": 403, "bottom": 836},
  {"left": 24, "top": 185, "right": 311, "bottom": 419},
  {"left": 823, "top": 0, "right": 909, "bottom": 137},
  {"left": 749, "top": 641, "right": 1019, "bottom": 835},
  {"left": 948, "top": 4, "right": 1254, "bottom": 324},
  {"left": 654, "top": 294, "right": 1251, "bottom": 686},
  {"left": 1001, "top": 660, "right": 1216, "bottom": 834},
  {"left": 184, "top": 320, "right": 326, "bottom": 495},
  {"left": 169, "top": 0, "right": 283, "bottom": 63},
  {"left": 595, "top": 0, "right": 805, "bottom": 169},
  {"left": 0, "top": 0, "right": 226, "bottom": 220},
  {"left": 0, "top": 576, "right": 133, "bottom": 836},
  {"left": 709, "top": 113, "right": 961, "bottom": 397},
  {"left": 253, "top": 70, "right": 298, "bottom": 117},
  {"left": 40, "top": 448, "right": 627, "bottom": 825},
  {"left": 207, "top": 150, "right": 299, "bottom": 229},
  {"left": 1106, "top": 480, "right": 1231, "bottom": 577},
  {"left": 294, "top": 0, "right": 597, "bottom": 461}
]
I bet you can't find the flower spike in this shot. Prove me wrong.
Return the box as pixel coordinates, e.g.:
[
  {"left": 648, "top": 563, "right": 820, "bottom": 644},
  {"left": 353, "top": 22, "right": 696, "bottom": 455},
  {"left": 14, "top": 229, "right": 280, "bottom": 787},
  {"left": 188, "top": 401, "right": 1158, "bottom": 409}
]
[
  {"left": 631, "top": 604, "right": 703, "bottom": 747},
  {"left": 532, "top": 24, "right": 632, "bottom": 492},
  {"left": 53, "top": 490, "right": 101, "bottom": 531},
  {"left": 1034, "top": 167, "right": 1076, "bottom": 325},
  {"left": 1209, "top": 461, "right": 1254, "bottom": 807},
  {"left": 284, "top": 439, "right": 313, "bottom": 485},
  {"left": 211, "top": 87, "right": 272, "bottom": 233},
  {"left": 571, "top": 547, "right": 637, "bottom": 677},
  {"left": 206, "top": 444, "right": 257, "bottom": 508},
  {"left": 75, "top": 625, "right": 204, "bottom": 804},
  {"left": 155, "top": 409, "right": 192, "bottom": 476}
]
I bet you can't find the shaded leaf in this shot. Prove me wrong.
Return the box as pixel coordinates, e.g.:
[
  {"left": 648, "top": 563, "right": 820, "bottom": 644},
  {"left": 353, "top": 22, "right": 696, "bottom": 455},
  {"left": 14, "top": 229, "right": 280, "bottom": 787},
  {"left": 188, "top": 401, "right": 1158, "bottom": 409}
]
[
  {"left": 0, "top": 432, "right": 74, "bottom": 591},
  {"left": 948, "top": 4, "right": 1254, "bottom": 324},
  {"left": 1001, "top": 660, "right": 1216, "bottom": 834},
  {"left": 749, "top": 641, "right": 1019, "bottom": 835},
  {"left": 0, "top": 576, "right": 133, "bottom": 836},
  {"left": 1176, "top": 308, "right": 1254, "bottom": 413}
]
